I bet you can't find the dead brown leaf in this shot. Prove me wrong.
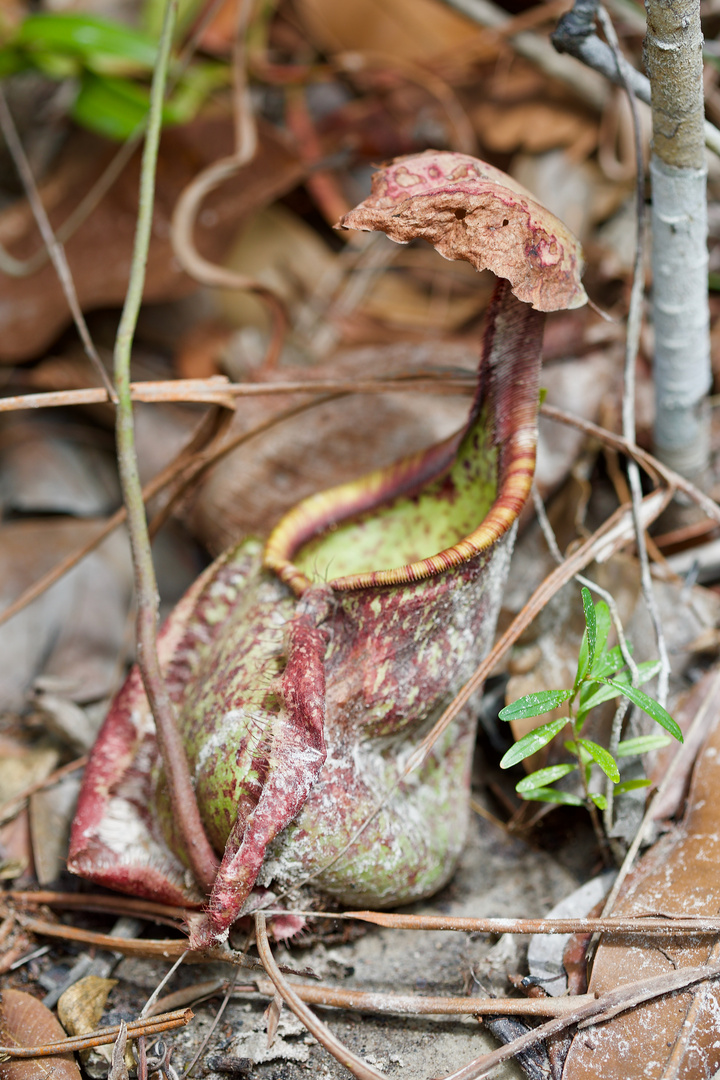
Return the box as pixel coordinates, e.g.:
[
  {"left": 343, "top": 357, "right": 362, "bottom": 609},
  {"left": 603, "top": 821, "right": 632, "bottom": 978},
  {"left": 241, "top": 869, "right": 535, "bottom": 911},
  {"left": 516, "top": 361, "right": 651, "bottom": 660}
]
[
  {"left": 295, "top": 0, "right": 479, "bottom": 63},
  {"left": 0, "top": 117, "right": 303, "bottom": 362},
  {"left": 561, "top": 683, "right": 720, "bottom": 1080},
  {"left": 0, "top": 988, "right": 82, "bottom": 1080}
]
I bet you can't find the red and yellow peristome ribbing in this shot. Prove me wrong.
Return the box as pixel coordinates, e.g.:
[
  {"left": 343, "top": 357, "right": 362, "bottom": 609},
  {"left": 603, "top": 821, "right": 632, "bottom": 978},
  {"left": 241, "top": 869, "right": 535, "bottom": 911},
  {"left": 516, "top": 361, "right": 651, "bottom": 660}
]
[{"left": 263, "top": 282, "right": 543, "bottom": 597}]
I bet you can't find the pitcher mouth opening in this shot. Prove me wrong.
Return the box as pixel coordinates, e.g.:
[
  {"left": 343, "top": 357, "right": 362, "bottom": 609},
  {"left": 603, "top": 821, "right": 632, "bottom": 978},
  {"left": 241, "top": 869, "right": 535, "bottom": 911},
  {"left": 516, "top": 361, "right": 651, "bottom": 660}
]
[{"left": 263, "top": 330, "right": 541, "bottom": 599}]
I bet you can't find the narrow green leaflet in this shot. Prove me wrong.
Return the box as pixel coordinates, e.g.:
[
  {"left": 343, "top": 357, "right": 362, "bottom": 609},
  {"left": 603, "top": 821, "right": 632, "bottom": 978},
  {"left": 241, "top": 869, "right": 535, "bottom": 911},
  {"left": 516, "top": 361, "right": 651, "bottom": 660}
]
[
  {"left": 588, "top": 643, "right": 630, "bottom": 681},
  {"left": 72, "top": 73, "right": 151, "bottom": 139},
  {"left": 498, "top": 689, "right": 573, "bottom": 723},
  {"left": 577, "top": 739, "right": 620, "bottom": 782},
  {"left": 579, "top": 661, "right": 661, "bottom": 715},
  {"left": 617, "top": 734, "right": 672, "bottom": 757},
  {"left": 16, "top": 13, "right": 159, "bottom": 75},
  {"left": 588, "top": 792, "right": 608, "bottom": 810},
  {"left": 599, "top": 678, "right": 683, "bottom": 742},
  {"left": 615, "top": 778, "right": 652, "bottom": 794},
  {"left": 500, "top": 717, "right": 570, "bottom": 769},
  {"left": 515, "top": 763, "right": 576, "bottom": 793},
  {"left": 582, "top": 587, "right": 596, "bottom": 667},
  {"left": 592, "top": 601, "right": 611, "bottom": 664},
  {"left": 574, "top": 589, "right": 597, "bottom": 689},
  {"left": 518, "top": 787, "right": 585, "bottom": 806}
]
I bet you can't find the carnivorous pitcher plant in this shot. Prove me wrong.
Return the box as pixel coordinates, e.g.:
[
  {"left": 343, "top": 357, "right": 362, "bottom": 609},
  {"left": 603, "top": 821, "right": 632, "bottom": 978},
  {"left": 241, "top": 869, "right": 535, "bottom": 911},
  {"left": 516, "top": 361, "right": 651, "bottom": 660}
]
[{"left": 69, "top": 151, "right": 587, "bottom": 948}]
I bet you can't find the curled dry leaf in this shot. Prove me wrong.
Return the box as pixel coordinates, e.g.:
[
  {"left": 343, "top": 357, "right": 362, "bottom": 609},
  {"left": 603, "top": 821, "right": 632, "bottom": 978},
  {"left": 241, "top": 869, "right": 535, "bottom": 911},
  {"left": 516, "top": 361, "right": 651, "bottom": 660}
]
[
  {"left": 561, "top": 683, "right": 720, "bottom": 1080},
  {"left": 0, "top": 988, "right": 82, "bottom": 1080}
]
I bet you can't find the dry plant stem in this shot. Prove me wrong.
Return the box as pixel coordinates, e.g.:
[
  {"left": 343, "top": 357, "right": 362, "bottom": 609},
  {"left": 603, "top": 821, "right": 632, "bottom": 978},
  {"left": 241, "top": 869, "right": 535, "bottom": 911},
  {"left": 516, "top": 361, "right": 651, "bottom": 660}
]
[
  {"left": 440, "top": 962, "right": 720, "bottom": 1080},
  {"left": 0, "top": 136, "right": 141, "bottom": 278},
  {"left": 0, "top": 1011, "right": 192, "bottom": 1059},
  {"left": 148, "top": 978, "right": 595, "bottom": 1019},
  {"left": 0, "top": 373, "right": 475, "bottom": 412},
  {"left": 265, "top": 910, "right": 720, "bottom": 935},
  {"left": 11, "top": 911, "right": 303, "bottom": 973},
  {"left": 254, "top": 913, "right": 389, "bottom": 1080},
  {"left": 9, "top": 890, "right": 190, "bottom": 925},
  {"left": 0, "top": 87, "right": 117, "bottom": 402},
  {"left": 252, "top": 983, "right": 595, "bottom": 1018},
  {"left": 111, "top": 0, "right": 217, "bottom": 896}
]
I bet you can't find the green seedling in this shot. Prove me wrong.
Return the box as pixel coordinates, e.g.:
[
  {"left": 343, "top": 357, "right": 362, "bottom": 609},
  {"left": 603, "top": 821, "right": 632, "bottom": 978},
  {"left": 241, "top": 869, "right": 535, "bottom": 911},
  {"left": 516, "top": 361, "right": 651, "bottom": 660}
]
[
  {"left": 0, "top": 12, "right": 227, "bottom": 139},
  {"left": 499, "top": 587, "right": 680, "bottom": 828}
]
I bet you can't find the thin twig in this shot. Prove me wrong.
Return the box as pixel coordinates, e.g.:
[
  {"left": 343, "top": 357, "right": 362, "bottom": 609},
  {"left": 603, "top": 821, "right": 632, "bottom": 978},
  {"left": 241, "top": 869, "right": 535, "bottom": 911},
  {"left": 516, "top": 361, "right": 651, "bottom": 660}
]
[
  {"left": 0, "top": 1009, "right": 193, "bottom": 1058},
  {"left": 111, "top": 0, "right": 217, "bottom": 895},
  {"left": 599, "top": 4, "right": 671, "bottom": 714},
  {"left": 0, "top": 136, "right": 140, "bottom": 279},
  {"left": 141, "top": 952, "right": 189, "bottom": 1017},
  {"left": 260, "top": 909, "right": 720, "bottom": 935},
  {"left": 254, "top": 913, "right": 389, "bottom": 1080},
  {"left": 0, "top": 373, "right": 474, "bottom": 413},
  {"left": 8, "top": 889, "right": 190, "bottom": 923},
  {"left": 541, "top": 403, "right": 720, "bottom": 524},
  {"left": 183, "top": 969, "right": 239, "bottom": 1077},
  {"left": 0, "top": 87, "right": 117, "bottom": 402}
]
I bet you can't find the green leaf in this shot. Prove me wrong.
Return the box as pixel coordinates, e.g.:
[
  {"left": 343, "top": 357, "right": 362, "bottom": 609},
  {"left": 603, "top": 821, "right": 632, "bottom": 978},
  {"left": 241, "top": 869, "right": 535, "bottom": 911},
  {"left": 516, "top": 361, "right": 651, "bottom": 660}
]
[
  {"left": 614, "top": 778, "right": 653, "bottom": 794},
  {"left": 518, "top": 787, "right": 585, "bottom": 806},
  {"left": 499, "top": 717, "right": 570, "bottom": 769},
  {"left": 498, "top": 689, "right": 573, "bottom": 723},
  {"left": 577, "top": 739, "right": 620, "bottom": 782},
  {"left": 617, "top": 734, "right": 672, "bottom": 757},
  {"left": 579, "top": 661, "right": 661, "bottom": 715},
  {"left": 16, "top": 13, "right": 159, "bottom": 76},
  {"left": 600, "top": 679, "right": 683, "bottom": 742},
  {"left": 574, "top": 632, "right": 590, "bottom": 690},
  {"left": 515, "top": 764, "right": 577, "bottom": 793},
  {"left": 588, "top": 792, "right": 607, "bottom": 810},
  {"left": 592, "top": 601, "right": 612, "bottom": 663},
  {"left": 587, "top": 643, "right": 628, "bottom": 681},
  {"left": 581, "top": 587, "right": 596, "bottom": 668},
  {"left": 72, "top": 72, "right": 150, "bottom": 139}
]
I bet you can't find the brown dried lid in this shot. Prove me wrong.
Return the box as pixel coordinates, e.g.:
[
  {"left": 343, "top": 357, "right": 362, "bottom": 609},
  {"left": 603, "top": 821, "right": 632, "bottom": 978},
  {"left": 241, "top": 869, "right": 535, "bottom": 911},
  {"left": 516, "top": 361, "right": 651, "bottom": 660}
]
[{"left": 339, "top": 150, "right": 587, "bottom": 313}]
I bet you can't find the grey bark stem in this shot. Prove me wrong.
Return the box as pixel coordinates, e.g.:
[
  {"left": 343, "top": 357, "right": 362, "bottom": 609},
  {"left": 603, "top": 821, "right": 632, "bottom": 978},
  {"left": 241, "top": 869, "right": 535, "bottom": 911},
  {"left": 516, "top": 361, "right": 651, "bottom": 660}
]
[{"left": 645, "top": 0, "right": 711, "bottom": 475}]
